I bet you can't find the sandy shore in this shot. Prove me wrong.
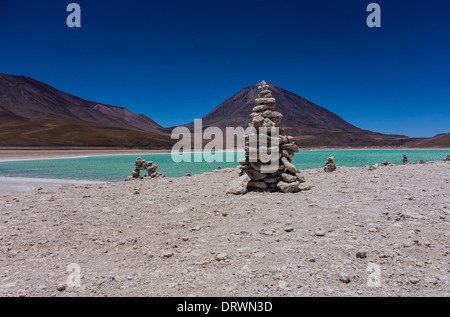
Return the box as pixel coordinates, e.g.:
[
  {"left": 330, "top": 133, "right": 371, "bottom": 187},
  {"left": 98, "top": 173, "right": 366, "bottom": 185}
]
[
  {"left": 0, "top": 161, "right": 449, "bottom": 297},
  {"left": 0, "top": 148, "right": 170, "bottom": 162},
  {"left": 0, "top": 177, "right": 101, "bottom": 195}
]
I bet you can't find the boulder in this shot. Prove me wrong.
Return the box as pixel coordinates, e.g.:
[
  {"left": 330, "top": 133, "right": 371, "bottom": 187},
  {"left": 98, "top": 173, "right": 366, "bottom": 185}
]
[
  {"left": 281, "top": 157, "right": 297, "bottom": 174},
  {"left": 248, "top": 181, "right": 267, "bottom": 189},
  {"left": 255, "top": 97, "right": 276, "bottom": 105},
  {"left": 226, "top": 173, "right": 251, "bottom": 195},
  {"left": 281, "top": 173, "right": 297, "bottom": 183},
  {"left": 277, "top": 181, "right": 300, "bottom": 193}
]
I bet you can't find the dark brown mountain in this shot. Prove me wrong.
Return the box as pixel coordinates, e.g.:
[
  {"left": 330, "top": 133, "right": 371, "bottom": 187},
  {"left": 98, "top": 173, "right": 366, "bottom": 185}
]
[
  {"left": 406, "top": 133, "right": 450, "bottom": 148},
  {"left": 173, "top": 83, "right": 413, "bottom": 147},
  {"left": 0, "top": 73, "right": 173, "bottom": 147}
]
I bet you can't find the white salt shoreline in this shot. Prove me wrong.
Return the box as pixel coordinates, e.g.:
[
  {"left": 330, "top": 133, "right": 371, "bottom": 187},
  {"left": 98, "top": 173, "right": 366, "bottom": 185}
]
[
  {"left": 0, "top": 176, "right": 101, "bottom": 194},
  {"left": 0, "top": 150, "right": 243, "bottom": 163}
]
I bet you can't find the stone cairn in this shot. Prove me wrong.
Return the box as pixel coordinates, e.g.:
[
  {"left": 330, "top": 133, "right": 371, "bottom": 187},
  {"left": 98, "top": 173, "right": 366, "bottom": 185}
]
[
  {"left": 402, "top": 154, "right": 408, "bottom": 165},
  {"left": 443, "top": 154, "right": 450, "bottom": 161},
  {"left": 324, "top": 155, "right": 337, "bottom": 172},
  {"left": 381, "top": 160, "right": 390, "bottom": 166},
  {"left": 124, "top": 157, "right": 165, "bottom": 181},
  {"left": 227, "top": 80, "right": 310, "bottom": 194}
]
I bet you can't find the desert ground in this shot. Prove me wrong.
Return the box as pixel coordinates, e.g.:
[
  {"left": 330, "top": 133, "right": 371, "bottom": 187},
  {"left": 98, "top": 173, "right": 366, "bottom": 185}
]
[{"left": 0, "top": 161, "right": 449, "bottom": 297}]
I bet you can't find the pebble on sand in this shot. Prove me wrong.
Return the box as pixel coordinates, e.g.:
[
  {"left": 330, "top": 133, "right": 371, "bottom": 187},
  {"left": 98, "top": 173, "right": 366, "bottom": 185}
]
[
  {"left": 314, "top": 228, "right": 326, "bottom": 237},
  {"left": 339, "top": 273, "right": 351, "bottom": 284}
]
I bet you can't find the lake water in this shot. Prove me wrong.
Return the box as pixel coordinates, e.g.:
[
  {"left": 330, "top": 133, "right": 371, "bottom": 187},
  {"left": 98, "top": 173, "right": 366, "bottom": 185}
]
[{"left": 0, "top": 150, "right": 448, "bottom": 182}]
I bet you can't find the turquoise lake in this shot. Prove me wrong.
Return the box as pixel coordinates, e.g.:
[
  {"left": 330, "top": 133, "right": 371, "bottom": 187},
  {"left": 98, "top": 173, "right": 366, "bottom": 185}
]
[{"left": 0, "top": 150, "right": 448, "bottom": 182}]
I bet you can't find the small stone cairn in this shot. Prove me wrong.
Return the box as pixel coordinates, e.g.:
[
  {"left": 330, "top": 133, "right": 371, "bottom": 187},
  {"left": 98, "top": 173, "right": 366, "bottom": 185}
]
[
  {"left": 381, "top": 160, "right": 390, "bottom": 166},
  {"left": 443, "top": 154, "right": 450, "bottom": 161},
  {"left": 402, "top": 154, "right": 408, "bottom": 165},
  {"left": 227, "top": 81, "right": 309, "bottom": 194},
  {"left": 124, "top": 157, "right": 165, "bottom": 181},
  {"left": 324, "top": 155, "right": 337, "bottom": 172}
]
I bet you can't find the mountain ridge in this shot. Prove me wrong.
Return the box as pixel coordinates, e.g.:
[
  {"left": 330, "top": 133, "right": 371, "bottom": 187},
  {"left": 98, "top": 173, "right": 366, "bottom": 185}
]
[
  {"left": 0, "top": 72, "right": 172, "bottom": 147},
  {"left": 1, "top": 73, "right": 446, "bottom": 148}
]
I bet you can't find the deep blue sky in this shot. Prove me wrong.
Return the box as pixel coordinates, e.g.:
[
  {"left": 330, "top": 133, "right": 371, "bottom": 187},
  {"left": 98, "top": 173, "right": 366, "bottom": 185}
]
[{"left": 1, "top": 0, "right": 449, "bottom": 137}]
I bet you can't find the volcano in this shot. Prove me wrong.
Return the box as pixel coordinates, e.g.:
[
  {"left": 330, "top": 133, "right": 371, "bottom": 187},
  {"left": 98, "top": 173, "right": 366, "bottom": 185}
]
[{"left": 174, "top": 83, "right": 412, "bottom": 147}]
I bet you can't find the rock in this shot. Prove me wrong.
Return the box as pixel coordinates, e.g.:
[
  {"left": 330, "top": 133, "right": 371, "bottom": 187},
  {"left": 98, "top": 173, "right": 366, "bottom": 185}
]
[
  {"left": 281, "top": 157, "right": 297, "bottom": 174},
  {"left": 418, "top": 159, "right": 425, "bottom": 164},
  {"left": 339, "top": 273, "right": 351, "bottom": 284},
  {"left": 280, "top": 149, "right": 294, "bottom": 159},
  {"left": 296, "top": 173, "right": 306, "bottom": 183},
  {"left": 268, "top": 117, "right": 281, "bottom": 127},
  {"left": 356, "top": 251, "right": 367, "bottom": 259},
  {"left": 298, "top": 184, "right": 312, "bottom": 191},
  {"left": 263, "top": 177, "right": 281, "bottom": 184},
  {"left": 215, "top": 253, "right": 228, "bottom": 261},
  {"left": 284, "top": 227, "right": 294, "bottom": 232},
  {"left": 226, "top": 173, "right": 251, "bottom": 195},
  {"left": 281, "top": 173, "right": 297, "bottom": 183},
  {"left": 280, "top": 143, "right": 300, "bottom": 152},
  {"left": 57, "top": 284, "right": 66, "bottom": 292},
  {"left": 381, "top": 160, "right": 390, "bottom": 166},
  {"left": 115, "top": 236, "right": 137, "bottom": 247},
  {"left": 246, "top": 169, "right": 266, "bottom": 181},
  {"left": 314, "top": 228, "right": 326, "bottom": 236},
  {"left": 443, "top": 154, "right": 450, "bottom": 161},
  {"left": 262, "top": 110, "right": 282, "bottom": 118},
  {"left": 409, "top": 278, "right": 420, "bottom": 284},
  {"left": 238, "top": 158, "right": 248, "bottom": 165},
  {"left": 184, "top": 173, "right": 191, "bottom": 177},
  {"left": 248, "top": 181, "right": 267, "bottom": 189},
  {"left": 255, "top": 97, "right": 276, "bottom": 105},
  {"left": 161, "top": 251, "right": 174, "bottom": 258},
  {"left": 253, "top": 104, "right": 276, "bottom": 112},
  {"left": 277, "top": 181, "right": 300, "bottom": 193}
]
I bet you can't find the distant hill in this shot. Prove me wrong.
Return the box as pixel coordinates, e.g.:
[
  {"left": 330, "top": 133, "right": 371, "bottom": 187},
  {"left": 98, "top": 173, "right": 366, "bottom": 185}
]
[
  {"left": 406, "top": 133, "right": 450, "bottom": 148},
  {"left": 171, "top": 83, "right": 412, "bottom": 147},
  {"left": 0, "top": 73, "right": 173, "bottom": 147}
]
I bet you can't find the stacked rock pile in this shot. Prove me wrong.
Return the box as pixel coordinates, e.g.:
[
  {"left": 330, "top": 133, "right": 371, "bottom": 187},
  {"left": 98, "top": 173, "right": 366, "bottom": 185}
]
[
  {"left": 124, "top": 157, "right": 165, "bottom": 181},
  {"left": 402, "top": 154, "right": 408, "bottom": 165},
  {"left": 324, "top": 155, "right": 337, "bottom": 172},
  {"left": 228, "top": 80, "right": 310, "bottom": 194},
  {"left": 443, "top": 155, "right": 450, "bottom": 161},
  {"left": 381, "top": 160, "right": 390, "bottom": 166}
]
